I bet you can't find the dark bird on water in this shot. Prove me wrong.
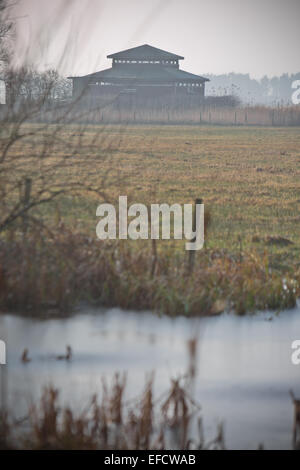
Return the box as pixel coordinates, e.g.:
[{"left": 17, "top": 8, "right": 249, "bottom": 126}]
[
  {"left": 21, "top": 349, "right": 31, "bottom": 364},
  {"left": 56, "top": 345, "right": 72, "bottom": 361}
]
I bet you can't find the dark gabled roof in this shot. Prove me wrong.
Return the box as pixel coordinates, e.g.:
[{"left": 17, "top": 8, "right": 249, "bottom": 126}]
[
  {"left": 74, "top": 64, "right": 208, "bottom": 83},
  {"left": 107, "top": 44, "right": 184, "bottom": 61}
]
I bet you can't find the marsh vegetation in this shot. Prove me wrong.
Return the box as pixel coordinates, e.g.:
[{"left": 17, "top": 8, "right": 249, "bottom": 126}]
[{"left": 0, "top": 124, "right": 299, "bottom": 316}]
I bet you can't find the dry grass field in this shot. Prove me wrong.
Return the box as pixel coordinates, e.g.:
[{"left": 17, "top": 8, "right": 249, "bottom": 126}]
[
  {"left": 13, "top": 124, "right": 300, "bottom": 259},
  {"left": 1, "top": 123, "right": 300, "bottom": 315}
]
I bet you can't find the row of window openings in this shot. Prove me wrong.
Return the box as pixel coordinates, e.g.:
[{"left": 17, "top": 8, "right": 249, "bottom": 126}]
[
  {"left": 93, "top": 82, "right": 203, "bottom": 87},
  {"left": 178, "top": 83, "right": 203, "bottom": 87},
  {"left": 114, "top": 60, "right": 178, "bottom": 65}
]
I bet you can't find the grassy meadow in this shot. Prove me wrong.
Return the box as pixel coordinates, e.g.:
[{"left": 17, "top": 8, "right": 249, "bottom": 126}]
[
  {"left": 13, "top": 124, "right": 300, "bottom": 260},
  {"left": 1, "top": 124, "right": 300, "bottom": 315}
]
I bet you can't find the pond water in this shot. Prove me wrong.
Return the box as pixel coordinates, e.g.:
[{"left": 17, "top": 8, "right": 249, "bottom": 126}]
[{"left": 1, "top": 304, "right": 300, "bottom": 450}]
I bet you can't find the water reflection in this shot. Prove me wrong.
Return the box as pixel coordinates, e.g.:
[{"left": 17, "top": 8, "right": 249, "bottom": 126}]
[{"left": 0, "top": 304, "right": 300, "bottom": 449}]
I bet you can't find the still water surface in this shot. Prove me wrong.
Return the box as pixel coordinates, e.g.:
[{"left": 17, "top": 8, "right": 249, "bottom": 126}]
[{"left": 1, "top": 304, "right": 300, "bottom": 449}]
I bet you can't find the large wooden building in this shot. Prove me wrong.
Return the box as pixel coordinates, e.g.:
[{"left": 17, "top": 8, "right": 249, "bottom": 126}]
[{"left": 69, "top": 44, "right": 209, "bottom": 108}]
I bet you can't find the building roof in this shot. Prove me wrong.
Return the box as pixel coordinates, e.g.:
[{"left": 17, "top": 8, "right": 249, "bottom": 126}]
[
  {"left": 107, "top": 44, "right": 184, "bottom": 61},
  {"left": 72, "top": 64, "right": 209, "bottom": 83}
]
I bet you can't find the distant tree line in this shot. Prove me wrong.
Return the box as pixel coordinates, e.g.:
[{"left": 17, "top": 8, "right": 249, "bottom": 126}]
[
  {"left": 205, "top": 72, "right": 300, "bottom": 106},
  {"left": 4, "top": 68, "right": 72, "bottom": 106}
]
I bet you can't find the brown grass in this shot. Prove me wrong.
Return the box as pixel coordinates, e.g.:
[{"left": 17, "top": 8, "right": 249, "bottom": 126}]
[
  {"left": 1, "top": 124, "right": 300, "bottom": 316},
  {"left": 0, "top": 225, "right": 298, "bottom": 316},
  {"left": 0, "top": 376, "right": 225, "bottom": 450}
]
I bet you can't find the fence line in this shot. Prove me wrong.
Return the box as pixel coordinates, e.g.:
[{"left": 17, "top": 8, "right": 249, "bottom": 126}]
[{"left": 1, "top": 103, "right": 300, "bottom": 126}]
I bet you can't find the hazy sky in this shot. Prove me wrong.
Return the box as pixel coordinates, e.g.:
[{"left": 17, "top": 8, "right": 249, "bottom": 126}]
[{"left": 11, "top": 0, "right": 300, "bottom": 79}]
